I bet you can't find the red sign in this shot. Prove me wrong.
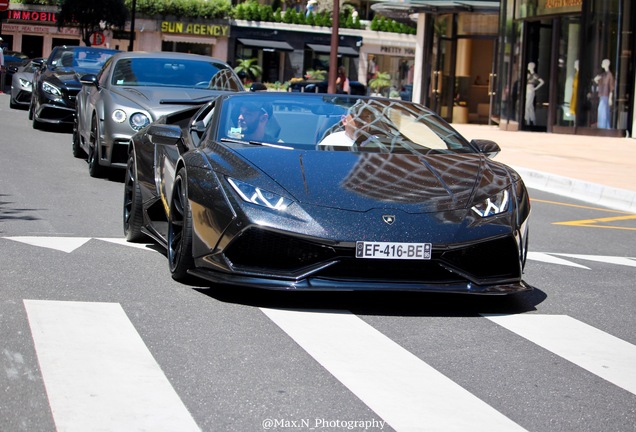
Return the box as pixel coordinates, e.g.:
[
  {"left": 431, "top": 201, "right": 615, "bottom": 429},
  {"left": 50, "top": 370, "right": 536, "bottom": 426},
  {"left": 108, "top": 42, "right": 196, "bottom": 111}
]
[
  {"left": 91, "top": 32, "right": 105, "bottom": 46},
  {"left": 0, "top": 0, "right": 10, "bottom": 12}
]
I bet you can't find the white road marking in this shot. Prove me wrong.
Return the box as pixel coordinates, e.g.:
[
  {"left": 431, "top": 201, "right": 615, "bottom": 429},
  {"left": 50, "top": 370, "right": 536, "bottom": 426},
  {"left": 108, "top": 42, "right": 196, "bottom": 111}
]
[
  {"left": 261, "top": 308, "right": 527, "bottom": 432},
  {"left": 4, "top": 236, "right": 91, "bottom": 253},
  {"left": 484, "top": 314, "right": 636, "bottom": 396},
  {"left": 24, "top": 300, "right": 200, "bottom": 432},
  {"left": 527, "top": 252, "right": 590, "bottom": 269},
  {"left": 551, "top": 253, "right": 636, "bottom": 267}
]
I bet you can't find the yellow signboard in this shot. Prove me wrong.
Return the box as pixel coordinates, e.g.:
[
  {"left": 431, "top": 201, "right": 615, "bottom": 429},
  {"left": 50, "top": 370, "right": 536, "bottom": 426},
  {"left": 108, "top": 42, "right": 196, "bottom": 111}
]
[{"left": 161, "top": 21, "right": 230, "bottom": 37}]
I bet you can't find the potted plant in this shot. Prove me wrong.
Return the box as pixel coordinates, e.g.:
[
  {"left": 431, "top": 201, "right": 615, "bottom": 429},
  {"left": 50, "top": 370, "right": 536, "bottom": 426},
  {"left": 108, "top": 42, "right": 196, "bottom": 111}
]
[
  {"left": 234, "top": 58, "right": 263, "bottom": 84},
  {"left": 368, "top": 71, "right": 391, "bottom": 96}
]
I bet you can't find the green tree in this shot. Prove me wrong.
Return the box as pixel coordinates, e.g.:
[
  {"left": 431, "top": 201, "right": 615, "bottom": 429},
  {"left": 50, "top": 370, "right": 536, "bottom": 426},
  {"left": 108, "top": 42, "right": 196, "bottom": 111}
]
[
  {"left": 57, "top": 0, "right": 129, "bottom": 47},
  {"left": 234, "top": 58, "right": 263, "bottom": 82}
]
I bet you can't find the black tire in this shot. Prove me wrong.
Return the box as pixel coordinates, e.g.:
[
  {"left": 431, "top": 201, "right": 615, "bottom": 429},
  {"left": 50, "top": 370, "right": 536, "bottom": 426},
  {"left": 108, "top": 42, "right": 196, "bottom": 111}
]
[
  {"left": 168, "top": 168, "right": 195, "bottom": 282},
  {"left": 123, "top": 152, "right": 146, "bottom": 242},
  {"left": 88, "top": 116, "right": 106, "bottom": 178},
  {"left": 72, "top": 113, "right": 87, "bottom": 158}
]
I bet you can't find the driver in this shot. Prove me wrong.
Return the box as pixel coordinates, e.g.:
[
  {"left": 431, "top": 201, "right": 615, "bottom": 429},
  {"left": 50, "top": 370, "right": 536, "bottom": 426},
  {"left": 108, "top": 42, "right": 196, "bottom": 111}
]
[{"left": 235, "top": 102, "right": 277, "bottom": 142}]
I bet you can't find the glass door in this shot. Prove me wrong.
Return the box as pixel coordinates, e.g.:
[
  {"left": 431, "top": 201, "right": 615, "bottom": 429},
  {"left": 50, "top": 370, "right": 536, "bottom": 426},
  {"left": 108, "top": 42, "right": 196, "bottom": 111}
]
[
  {"left": 521, "top": 20, "right": 553, "bottom": 131},
  {"left": 553, "top": 16, "right": 580, "bottom": 133},
  {"left": 429, "top": 15, "right": 457, "bottom": 122},
  {"left": 432, "top": 37, "right": 456, "bottom": 122}
]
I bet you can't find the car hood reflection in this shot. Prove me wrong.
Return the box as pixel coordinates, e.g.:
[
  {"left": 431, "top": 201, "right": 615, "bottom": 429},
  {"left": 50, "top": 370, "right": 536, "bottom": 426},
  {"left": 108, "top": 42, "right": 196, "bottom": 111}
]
[{"left": 234, "top": 149, "right": 514, "bottom": 213}]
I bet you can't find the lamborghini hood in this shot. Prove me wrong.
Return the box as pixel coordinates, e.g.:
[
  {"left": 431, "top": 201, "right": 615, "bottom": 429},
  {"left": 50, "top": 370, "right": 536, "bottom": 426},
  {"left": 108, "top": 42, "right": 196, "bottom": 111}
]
[{"left": 232, "top": 148, "right": 518, "bottom": 213}]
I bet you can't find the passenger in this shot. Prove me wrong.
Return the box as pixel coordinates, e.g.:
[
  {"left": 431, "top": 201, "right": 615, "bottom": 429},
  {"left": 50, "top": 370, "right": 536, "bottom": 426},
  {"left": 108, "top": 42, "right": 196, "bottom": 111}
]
[{"left": 318, "top": 101, "right": 383, "bottom": 147}]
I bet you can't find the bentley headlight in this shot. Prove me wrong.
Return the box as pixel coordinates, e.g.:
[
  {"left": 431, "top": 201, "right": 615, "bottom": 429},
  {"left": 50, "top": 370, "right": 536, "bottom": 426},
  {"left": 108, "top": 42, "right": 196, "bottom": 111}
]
[
  {"left": 130, "top": 112, "right": 150, "bottom": 131},
  {"left": 42, "top": 81, "right": 62, "bottom": 97},
  {"left": 19, "top": 78, "right": 32, "bottom": 90},
  {"left": 228, "top": 178, "right": 292, "bottom": 211},
  {"left": 112, "top": 109, "right": 127, "bottom": 123},
  {"left": 471, "top": 189, "right": 509, "bottom": 217}
]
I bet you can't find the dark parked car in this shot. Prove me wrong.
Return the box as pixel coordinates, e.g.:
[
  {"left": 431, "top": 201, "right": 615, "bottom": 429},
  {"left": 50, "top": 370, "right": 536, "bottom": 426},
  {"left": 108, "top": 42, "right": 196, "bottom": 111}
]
[
  {"left": 10, "top": 58, "right": 44, "bottom": 109},
  {"left": 29, "top": 45, "right": 119, "bottom": 129},
  {"left": 3, "top": 51, "right": 29, "bottom": 89},
  {"left": 124, "top": 92, "right": 531, "bottom": 294},
  {"left": 289, "top": 79, "right": 367, "bottom": 95},
  {"left": 74, "top": 51, "right": 244, "bottom": 177}
]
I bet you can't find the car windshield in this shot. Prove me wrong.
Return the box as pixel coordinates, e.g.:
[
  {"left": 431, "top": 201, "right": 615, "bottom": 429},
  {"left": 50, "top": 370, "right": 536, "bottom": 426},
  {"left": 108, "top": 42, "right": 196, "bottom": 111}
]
[
  {"left": 49, "top": 47, "right": 118, "bottom": 73},
  {"left": 218, "top": 94, "right": 473, "bottom": 155},
  {"left": 111, "top": 57, "right": 243, "bottom": 91}
]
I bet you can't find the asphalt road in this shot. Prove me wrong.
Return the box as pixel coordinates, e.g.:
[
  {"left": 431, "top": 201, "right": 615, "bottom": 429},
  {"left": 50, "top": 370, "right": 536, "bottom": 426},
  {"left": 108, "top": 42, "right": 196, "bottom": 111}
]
[{"left": 1, "top": 95, "right": 635, "bottom": 432}]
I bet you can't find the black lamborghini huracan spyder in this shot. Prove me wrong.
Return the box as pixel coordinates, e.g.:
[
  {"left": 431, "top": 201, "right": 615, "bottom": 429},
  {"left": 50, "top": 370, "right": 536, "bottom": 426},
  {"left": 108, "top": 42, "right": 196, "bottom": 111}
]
[{"left": 124, "top": 92, "right": 531, "bottom": 294}]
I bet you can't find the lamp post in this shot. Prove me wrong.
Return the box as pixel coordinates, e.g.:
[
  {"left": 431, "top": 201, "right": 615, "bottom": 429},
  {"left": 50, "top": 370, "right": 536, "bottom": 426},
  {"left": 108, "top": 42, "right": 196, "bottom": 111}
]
[
  {"left": 128, "top": 0, "right": 136, "bottom": 51},
  {"left": 327, "top": 0, "right": 339, "bottom": 94}
]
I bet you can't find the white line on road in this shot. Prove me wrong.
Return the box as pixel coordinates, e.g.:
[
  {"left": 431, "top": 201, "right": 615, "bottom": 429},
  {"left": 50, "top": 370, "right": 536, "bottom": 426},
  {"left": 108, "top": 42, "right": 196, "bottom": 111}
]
[
  {"left": 24, "top": 300, "right": 200, "bottom": 432},
  {"left": 483, "top": 314, "right": 636, "bottom": 395},
  {"left": 5, "top": 236, "right": 91, "bottom": 253},
  {"left": 527, "top": 252, "right": 590, "bottom": 269},
  {"left": 261, "top": 308, "right": 527, "bottom": 432},
  {"left": 551, "top": 253, "right": 636, "bottom": 267}
]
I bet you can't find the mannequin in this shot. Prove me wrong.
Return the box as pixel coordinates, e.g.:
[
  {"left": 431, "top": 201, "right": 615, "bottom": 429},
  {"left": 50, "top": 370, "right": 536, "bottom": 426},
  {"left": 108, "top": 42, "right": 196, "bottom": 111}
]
[
  {"left": 525, "top": 62, "right": 544, "bottom": 125},
  {"left": 570, "top": 60, "right": 579, "bottom": 116},
  {"left": 594, "top": 59, "right": 614, "bottom": 129}
]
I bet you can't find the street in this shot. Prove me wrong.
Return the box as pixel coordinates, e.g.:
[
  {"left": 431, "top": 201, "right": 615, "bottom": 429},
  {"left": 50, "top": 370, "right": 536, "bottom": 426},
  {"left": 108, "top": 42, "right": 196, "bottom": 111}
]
[{"left": 1, "top": 95, "right": 635, "bottom": 432}]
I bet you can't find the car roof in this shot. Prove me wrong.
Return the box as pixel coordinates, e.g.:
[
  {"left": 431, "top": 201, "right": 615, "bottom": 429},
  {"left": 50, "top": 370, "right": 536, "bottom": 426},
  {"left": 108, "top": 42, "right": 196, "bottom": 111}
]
[{"left": 108, "top": 51, "right": 229, "bottom": 64}]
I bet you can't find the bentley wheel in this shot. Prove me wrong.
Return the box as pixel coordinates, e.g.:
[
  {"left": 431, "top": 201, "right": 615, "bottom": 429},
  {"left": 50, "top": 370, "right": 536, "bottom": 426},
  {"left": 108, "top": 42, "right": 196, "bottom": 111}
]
[
  {"left": 123, "top": 152, "right": 145, "bottom": 242},
  {"left": 72, "top": 114, "right": 86, "bottom": 158},
  {"left": 168, "top": 168, "right": 195, "bottom": 282},
  {"left": 88, "top": 117, "right": 106, "bottom": 178}
]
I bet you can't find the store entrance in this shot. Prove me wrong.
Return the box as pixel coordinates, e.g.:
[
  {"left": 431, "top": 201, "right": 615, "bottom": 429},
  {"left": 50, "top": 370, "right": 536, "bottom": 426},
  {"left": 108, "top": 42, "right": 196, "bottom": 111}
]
[{"left": 22, "top": 35, "right": 44, "bottom": 58}]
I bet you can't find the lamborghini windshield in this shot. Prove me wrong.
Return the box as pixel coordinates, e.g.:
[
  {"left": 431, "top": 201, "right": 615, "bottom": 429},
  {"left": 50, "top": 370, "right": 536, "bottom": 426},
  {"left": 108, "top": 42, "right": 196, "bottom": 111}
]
[{"left": 218, "top": 94, "right": 473, "bottom": 155}]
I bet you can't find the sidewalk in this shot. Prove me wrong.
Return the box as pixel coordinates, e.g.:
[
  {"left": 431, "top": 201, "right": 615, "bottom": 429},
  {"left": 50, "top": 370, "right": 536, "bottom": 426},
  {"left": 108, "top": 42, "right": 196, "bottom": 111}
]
[{"left": 452, "top": 124, "right": 636, "bottom": 213}]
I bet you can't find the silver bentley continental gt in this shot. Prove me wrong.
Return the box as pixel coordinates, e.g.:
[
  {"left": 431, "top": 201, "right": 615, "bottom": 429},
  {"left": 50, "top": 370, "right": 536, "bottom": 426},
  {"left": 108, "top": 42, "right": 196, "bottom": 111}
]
[{"left": 74, "top": 51, "right": 244, "bottom": 177}]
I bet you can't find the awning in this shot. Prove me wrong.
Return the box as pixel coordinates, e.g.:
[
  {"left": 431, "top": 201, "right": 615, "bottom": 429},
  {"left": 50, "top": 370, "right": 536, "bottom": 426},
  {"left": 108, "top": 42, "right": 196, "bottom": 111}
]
[
  {"left": 306, "top": 44, "right": 359, "bottom": 56},
  {"left": 238, "top": 38, "right": 294, "bottom": 52},
  {"left": 372, "top": 0, "right": 499, "bottom": 17}
]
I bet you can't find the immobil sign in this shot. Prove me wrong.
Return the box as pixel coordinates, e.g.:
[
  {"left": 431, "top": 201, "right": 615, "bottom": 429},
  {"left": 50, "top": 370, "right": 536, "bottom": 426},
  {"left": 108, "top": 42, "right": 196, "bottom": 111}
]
[{"left": 8, "top": 10, "right": 58, "bottom": 23}]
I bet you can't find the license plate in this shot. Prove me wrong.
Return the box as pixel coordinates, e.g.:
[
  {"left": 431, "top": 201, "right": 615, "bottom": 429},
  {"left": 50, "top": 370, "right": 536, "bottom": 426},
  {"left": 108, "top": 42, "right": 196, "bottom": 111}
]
[{"left": 355, "top": 241, "right": 432, "bottom": 260}]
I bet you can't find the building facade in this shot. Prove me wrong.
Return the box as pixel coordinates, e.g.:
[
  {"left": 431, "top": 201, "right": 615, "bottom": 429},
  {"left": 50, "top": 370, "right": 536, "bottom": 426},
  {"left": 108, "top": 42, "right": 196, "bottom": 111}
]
[{"left": 496, "top": 0, "right": 634, "bottom": 137}]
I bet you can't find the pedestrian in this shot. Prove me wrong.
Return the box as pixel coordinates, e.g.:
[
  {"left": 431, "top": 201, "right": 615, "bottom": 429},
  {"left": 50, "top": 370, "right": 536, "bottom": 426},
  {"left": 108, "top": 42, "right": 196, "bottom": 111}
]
[
  {"left": 336, "top": 65, "right": 350, "bottom": 94},
  {"left": 306, "top": 0, "right": 317, "bottom": 17}
]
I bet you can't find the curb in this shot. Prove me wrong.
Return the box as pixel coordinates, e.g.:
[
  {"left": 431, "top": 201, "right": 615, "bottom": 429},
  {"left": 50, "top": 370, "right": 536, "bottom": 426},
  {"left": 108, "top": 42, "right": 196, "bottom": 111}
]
[{"left": 512, "top": 166, "right": 636, "bottom": 213}]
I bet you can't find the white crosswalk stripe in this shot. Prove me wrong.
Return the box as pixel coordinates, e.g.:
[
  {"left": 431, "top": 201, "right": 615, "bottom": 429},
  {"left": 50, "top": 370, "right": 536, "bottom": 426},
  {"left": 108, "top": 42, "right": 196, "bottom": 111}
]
[
  {"left": 262, "top": 308, "right": 527, "bottom": 432},
  {"left": 24, "top": 300, "right": 201, "bottom": 432},
  {"left": 483, "top": 314, "right": 636, "bottom": 396}
]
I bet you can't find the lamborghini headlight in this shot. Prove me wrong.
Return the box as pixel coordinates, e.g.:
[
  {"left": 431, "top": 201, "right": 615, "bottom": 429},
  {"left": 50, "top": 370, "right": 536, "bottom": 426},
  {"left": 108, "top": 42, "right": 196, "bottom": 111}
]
[
  {"left": 228, "top": 178, "right": 292, "bottom": 211},
  {"left": 19, "top": 78, "right": 32, "bottom": 90},
  {"left": 471, "top": 189, "right": 509, "bottom": 217},
  {"left": 42, "top": 81, "right": 62, "bottom": 97}
]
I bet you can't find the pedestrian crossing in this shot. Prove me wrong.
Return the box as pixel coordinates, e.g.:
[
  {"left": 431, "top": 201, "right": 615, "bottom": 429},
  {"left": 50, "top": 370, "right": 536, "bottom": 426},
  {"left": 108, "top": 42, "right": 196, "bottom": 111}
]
[
  {"left": 5, "top": 236, "right": 636, "bottom": 431},
  {"left": 21, "top": 299, "right": 636, "bottom": 432}
]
